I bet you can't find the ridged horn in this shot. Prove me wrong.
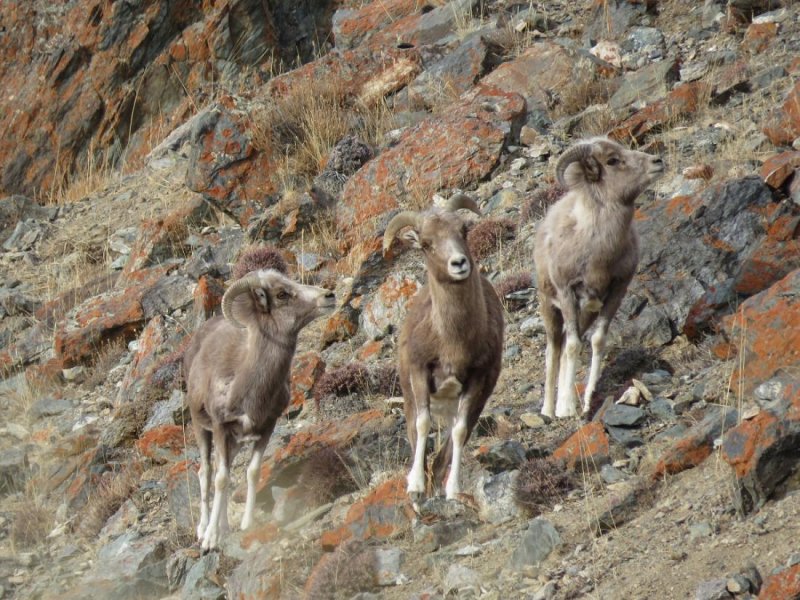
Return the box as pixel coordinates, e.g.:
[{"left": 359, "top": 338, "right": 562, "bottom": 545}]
[
  {"left": 555, "top": 143, "right": 594, "bottom": 187},
  {"left": 221, "top": 275, "right": 261, "bottom": 328},
  {"left": 383, "top": 211, "right": 420, "bottom": 255},
  {"left": 446, "top": 193, "right": 481, "bottom": 216}
]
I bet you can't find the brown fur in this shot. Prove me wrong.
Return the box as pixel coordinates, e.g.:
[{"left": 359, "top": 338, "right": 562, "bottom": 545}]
[{"left": 394, "top": 209, "right": 504, "bottom": 490}]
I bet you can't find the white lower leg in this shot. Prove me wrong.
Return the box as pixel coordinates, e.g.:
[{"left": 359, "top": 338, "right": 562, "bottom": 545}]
[
  {"left": 202, "top": 462, "right": 229, "bottom": 550},
  {"left": 196, "top": 461, "right": 210, "bottom": 541},
  {"left": 541, "top": 341, "right": 560, "bottom": 418},
  {"left": 241, "top": 449, "right": 265, "bottom": 530},
  {"left": 556, "top": 334, "right": 580, "bottom": 417},
  {"left": 583, "top": 321, "right": 608, "bottom": 413},
  {"left": 407, "top": 409, "right": 431, "bottom": 495},
  {"left": 445, "top": 416, "right": 468, "bottom": 500}
]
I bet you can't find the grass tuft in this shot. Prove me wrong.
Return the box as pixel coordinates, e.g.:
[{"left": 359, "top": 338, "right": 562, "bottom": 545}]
[
  {"left": 296, "top": 446, "right": 359, "bottom": 507},
  {"left": 514, "top": 457, "right": 576, "bottom": 517},
  {"left": 494, "top": 271, "right": 534, "bottom": 311},
  {"left": 467, "top": 218, "right": 516, "bottom": 260}
]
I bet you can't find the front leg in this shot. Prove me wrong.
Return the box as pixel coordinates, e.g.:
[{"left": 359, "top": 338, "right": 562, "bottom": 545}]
[
  {"left": 241, "top": 420, "right": 276, "bottom": 531},
  {"left": 407, "top": 366, "right": 432, "bottom": 506},
  {"left": 444, "top": 394, "right": 470, "bottom": 500},
  {"left": 556, "top": 289, "right": 581, "bottom": 418},
  {"left": 201, "top": 427, "right": 238, "bottom": 551}
]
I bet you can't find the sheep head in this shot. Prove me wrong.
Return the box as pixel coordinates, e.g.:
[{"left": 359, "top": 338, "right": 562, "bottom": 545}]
[
  {"left": 383, "top": 194, "right": 481, "bottom": 283},
  {"left": 556, "top": 137, "right": 665, "bottom": 206},
  {"left": 221, "top": 269, "right": 336, "bottom": 332}
]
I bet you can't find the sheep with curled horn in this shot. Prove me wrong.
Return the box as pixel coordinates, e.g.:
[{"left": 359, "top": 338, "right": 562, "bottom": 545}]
[
  {"left": 534, "top": 136, "right": 665, "bottom": 419},
  {"left": 383, "top": 193, "right": 504, "bottom": 505},
  {"left": 183, "top": 269, "right": 336, "bottom": 550}
]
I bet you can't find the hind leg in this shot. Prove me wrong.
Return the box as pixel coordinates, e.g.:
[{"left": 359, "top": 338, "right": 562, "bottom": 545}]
[
  {"left": 194, "top": 423, "right": 212, "bottom": 543},
  {"left": 556, "top": 290, "right": 581, "bottom": 418},
  {"left": 540, "top": 299, "right": 564, "bottom": 419},
  {"left": 406, "top": 366, "right": 431, "bottom": 506}
]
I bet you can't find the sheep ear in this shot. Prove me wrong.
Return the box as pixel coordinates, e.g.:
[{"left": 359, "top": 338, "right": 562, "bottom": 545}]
[
  {"left": 582, "top": 155, "right": 602, "bottom": 182},
  {"left": 401, "top": 228, "right": 421, "bottom": 249}
]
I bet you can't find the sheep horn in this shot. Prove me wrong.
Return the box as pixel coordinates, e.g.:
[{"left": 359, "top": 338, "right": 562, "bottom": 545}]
[
  {"left": 383, "top": 211, "right": 419, "bottom": 255},
  {"left": 221, "top": 275, "right": 261, "bottom": 328},
  {"left": 555, "top": 143, "right": 594, "bottom": 187},
  {"left": 446, "top": 193, "right": 481, "bottom": 216}
]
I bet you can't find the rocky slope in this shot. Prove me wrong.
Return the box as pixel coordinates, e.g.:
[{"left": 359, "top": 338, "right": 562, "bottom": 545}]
[{"left": 1, "top": 0, "right": 799, "bottom": 598}]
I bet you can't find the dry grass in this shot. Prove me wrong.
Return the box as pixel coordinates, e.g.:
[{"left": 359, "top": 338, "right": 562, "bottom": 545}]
[
  {"left": 47, "top": 139, "right": 117, "bottom": 205},
  {"left": 550, "top": 75, "right": 617, "bottom": 120},
  {"left": 10, "top": 496, "right": 54, "bottom": 550},
  {"left": 304, "top": 540, "right": 379, "bottom": 600},
  {"left": 84, "top": 338, "right": 128, "bottom": 389},
  {"left": 76, "top": 466, "right": 141, "bottom": 538},
  {"left": 249, "top": 77, "right": 393, "bottom": 193},
  {"left": 494, "top": 271, "right": 533, "bottom": 311},
  {"left": 296, "top": 446, "right": 359, "bottom": 507}
]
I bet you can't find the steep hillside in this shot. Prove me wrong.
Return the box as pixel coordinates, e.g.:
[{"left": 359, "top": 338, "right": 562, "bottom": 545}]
[{"left": 1, "top": 1, "right": 799, "bottom": 599}]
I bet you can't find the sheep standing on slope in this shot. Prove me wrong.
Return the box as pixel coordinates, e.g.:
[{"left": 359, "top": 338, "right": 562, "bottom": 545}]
[
  {"left": 383, "top": 194, "right": 504, "bottom": 504},
  {"left": 183, "top": 269, "right": 335, "bottom": 550},
  {"left": 534, "top": 137, "right": 664, "bottom": 418}
]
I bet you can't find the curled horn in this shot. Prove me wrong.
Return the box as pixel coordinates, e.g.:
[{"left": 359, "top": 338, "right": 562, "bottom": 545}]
[
  {"left": 221, "top": 275, "right": 261, "bottom": 328},
  {"left": 446, "top": 193, "right": 481, "bottom": 216},
  {"left": 555, "top": 143, "right": 594, "bottom": 187},
  {"left": 382, "top": 211, "right": 419, "bottom": 255}
]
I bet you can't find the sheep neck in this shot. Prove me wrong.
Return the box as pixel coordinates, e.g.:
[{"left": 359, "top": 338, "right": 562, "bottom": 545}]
[
  {"left": 578, "top": 190, "right": 635, "bottom": 257},
  {"left": 429, "top": 272, "right": 486, "bottom": 371},
  {"left": 237, "top": 323, "right": 296, "bottom": 420}
]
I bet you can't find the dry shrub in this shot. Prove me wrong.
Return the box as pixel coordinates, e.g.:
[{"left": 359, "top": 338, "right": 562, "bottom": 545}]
[
  {"left": 250, "top": 77, "right": 391, "bottom": 191},
  {"left": 494, "top": 271, "right": 533, "bottom": 311},
  {"left": 84, "top": 338, "right": 127, "bottom": 388},
  {"left": 296, "top": 446, "right": 359, "bottom": 507},
  {"left": 550, "top": 74, "right": 616, "bottom": 119},
  {"left": 520, "top": 183, "right": 568, "bottom": 223},
  {"left": 233, "top": 244, "right": 289, "bottom": 279},
  {"left": 304, "top": 540, "right": 379, "bottom": 600},
  {"left": 313, "top": 362, "right": 371, "bottom": 401},
  {"left": 10, "top": 501, "right": 53, "bottom": 549},
  {"left": 467, "top": 218, "right": 516, "bottom": 260},
  {"left": 77, "top": 466, "right": 140, "bottom": 538},
  {"left": 514, "top": 457, "right": 576, "bottom": 517},
  {"left": 370, "top": 363, "right": 401, "bottom": 397}
]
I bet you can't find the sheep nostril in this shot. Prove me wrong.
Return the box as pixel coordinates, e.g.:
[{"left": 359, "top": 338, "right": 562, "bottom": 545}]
[
  {"left": 324, "top": 291, "right": 335, "bottom": 299},
  {"left": 450, "top": 256, "right": 467, "bottom": 270}
]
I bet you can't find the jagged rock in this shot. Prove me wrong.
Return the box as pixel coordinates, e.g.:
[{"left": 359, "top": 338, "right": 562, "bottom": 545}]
[
  {"left": 603, "top": 404, "right": 646, "bottom": 427},
  {"left": 552, "top": 422, "right": 610, "bottom": 471},
  {"left": 512, "top": 518, "right": 561, "bottom": 570},
  {"left": 474, "top": 469, "right": 521, "bottom": 524},
  {"left": 721, "top": 375, "right": 800, "bottom": 514},
  {"left": 360, "top": 273, "right": 420, "bottom": 340},
  {"left": 374, "top": 547, "right": 405, "bottom": 586},
  {"left": 332, "top": 0, "right": 421, "bottom": 49},
  {"left": 30, "top": 397, "right": 72, "bottom": 419},
  {"left": 609, "top": 57, "right": 679, "bottom": 109},
  {"left": 654, "top": 406, "right": 739, "bottom": 478},
  {"left": 694, "top": 578, "right": 732, "bottom": 600},
  {"left": 0, "top": 446, "right": 29, "bottom": 496},
  {"left": 181, "top": 551, "right": 225, "bottom": 600},
  {"left": 606, "top": 426, "right": 644, "bottom": 449},
  {"left": 720, "top": 269, "right": 800, "bottom": 395},
  {"left": 2, "top": 219, "right": 46, "bottom": 251},
  {"left": 474, "top": 439, "right": 527, "bottom": 473},
  {"left": 444, "top": 563, "right": 481, "bottom": 594}
]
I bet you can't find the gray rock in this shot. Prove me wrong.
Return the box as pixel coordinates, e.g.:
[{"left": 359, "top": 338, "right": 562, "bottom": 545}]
[
  {"left": 413, "top": 518, "right": 477, "bottom": 553},
  {"left": 140, "top": 273, "right": 194, "bottom": 319},
  {"left": 144, "top": 390, "right": 186, "bottom": 432},
  {"left": 375, "top": 547, "right": 405, "bottom": 586},
  {"left": 520, "top": 316, "right": 545, "bottom": 335},
  {"left": 476, "top": 440, "right": 527, "bottom": 473},
  {"left": 474, "top": 470, "right": 521, "bottom": 524},
  {"left": 0, "top": 446, "right": 29, "bottom": 496},
  {"left": 444, "top": 563, "right": 481, "bottom": 594},
  {"left": 2, "top": 219, "right": 45, "bottom": 251},
  {"left": 600, "top": 464, "right": 628, "bottom": 484},
  {"left": 689, "top": 521, "right": 714, "bottom": 542},
  {"left": 640, "top": 369, "right": 672, "bottom": 387},
  {"left": 603, "top": 404, "right": 646, "bottom": 427},
  {"left": 181, "top": 552, "right": 225, "bottom": 600},
  {"left": 167, "top": 463, "right": 201, "bottom": 533},
  {"left": 30, "top": 397, "right": 72, "bottom": 419},
  {"left": 533, "top": 581, "right": 558, "bottom": 600},
  {"left": 648, "top": 398, "right": 676, "bottom": 421},
  {"left": 166, "top": 549, "right": 196, "bottom": 592},
  {"left": 512, "top": 518, "right": 562, "bottom": 569},
  {"left": 606, "top": 426, "right": 644, "bottom": 449},
  {"left": 695, "top": 578, "right": 732, "bottom": 600},
  {"left": 609, "top": 58, "right": 679, "bottom": 110}
]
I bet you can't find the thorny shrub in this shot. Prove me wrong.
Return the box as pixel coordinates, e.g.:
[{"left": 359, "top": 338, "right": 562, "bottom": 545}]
[
  {"left": 467, "top": 217, "right": 516, "bottom": 260},
  {"left": 233, "top": 244, "right": 289, "bottom": 279},
  {"left": 514, "top": 457, "right": 576, "bottom": 517},
  {"left": 494, "top": 271, "right": 534, "bottom": 311},
  {"left": 520, "top": 183, "right": 568, "bottom": 223},
  {"left": 296, "top": 446, "right": 359, "bottom": 507},
  {"left": 304, "top": 540, "right": 379, "bottom": 600}
]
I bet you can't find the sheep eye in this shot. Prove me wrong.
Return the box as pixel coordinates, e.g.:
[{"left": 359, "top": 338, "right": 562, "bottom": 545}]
[
  {"left": 606, "top": 157, "right": 621, "bottom": 166},
  {"left": 276, "top": 290, "right": 290, "bottom": 300},
  {"left": 421, "top": 241, "right": 431, "bottom": 251}
]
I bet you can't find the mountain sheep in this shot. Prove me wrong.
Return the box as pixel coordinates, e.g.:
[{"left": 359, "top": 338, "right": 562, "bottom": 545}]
[
  {"left": 183, "top": 269, "right": 335, "bottom": 550},
  {"left": 383, "top": 194, "right": 504, "bottom": 504},
  {"left": 534, "top": 137, "right": 664, "bottom": 418}
]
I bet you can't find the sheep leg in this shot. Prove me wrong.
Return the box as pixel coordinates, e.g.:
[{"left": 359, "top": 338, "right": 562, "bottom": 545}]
[
  {"left": 194, "top": 424, "right": 213, "bottom": 542},
  {"left": 583, "top": 316, "right": 609, "bottom": 414},
  {"left": 444, "top": 395, "right": 470, "bottom": 500},
  {"left": 202, "top": 426, "right": 234, "bottom": 551},
  {"left": 241, "top": 422, "right": 275, "bottom": 531},
  {"left": 540, "top": 299, "right": 564, "bottom": 418},
  {"left": 556, "top": 291, "right": 581, "bottom": 418},
  {"left": 407, "top": 367, "right": 431, "bottom": 506}
]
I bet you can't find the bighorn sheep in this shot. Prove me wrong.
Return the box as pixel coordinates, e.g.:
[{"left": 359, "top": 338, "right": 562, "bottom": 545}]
[
  {"left": 534, "top": 136, "right": 664, "bottom": 418},
  {"left": 183, "top": 269, "right": 335, "bottom": 550},
  {"left": 383, "top": 195, "right": 504, "bottom": 504}
]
